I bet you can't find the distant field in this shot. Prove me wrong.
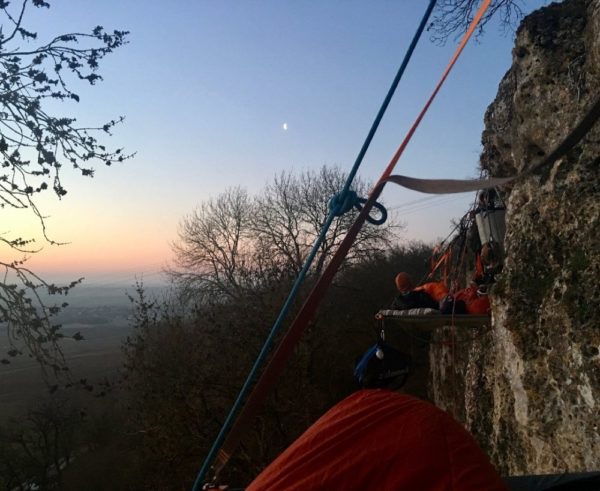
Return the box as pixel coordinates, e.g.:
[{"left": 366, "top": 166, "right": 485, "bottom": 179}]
[
  {"left": 38, "top": 283, "right": 166, "bottom": 303},
  {"left": 0, "top": 325, "right": 131, "bottom": 418},
  {"left": 0, "top": 285, "right": 165, "bottom": 419}
]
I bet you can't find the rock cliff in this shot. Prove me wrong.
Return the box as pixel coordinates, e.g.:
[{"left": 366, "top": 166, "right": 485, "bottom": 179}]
[{"left": 430, "top": 0, "right": 600, "bottom": 475}]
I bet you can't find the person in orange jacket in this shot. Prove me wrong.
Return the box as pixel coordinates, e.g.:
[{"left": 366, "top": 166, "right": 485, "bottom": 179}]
[{"left": 391, "top": 272, "right": 439, "bottom": 310}]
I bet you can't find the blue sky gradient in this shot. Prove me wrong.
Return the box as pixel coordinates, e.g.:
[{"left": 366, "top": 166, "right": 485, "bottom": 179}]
[{"left": 6, "top": 0, "right": 548, "bottom": 285}]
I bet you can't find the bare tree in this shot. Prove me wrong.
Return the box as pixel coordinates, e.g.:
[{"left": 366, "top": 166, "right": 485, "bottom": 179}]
[
  {"left": 169, "top": 166, "right": 399, "bottom": 304},
  {"left": 0, "top": 0, "right": 130, "bottom": 372},
  {"left": 122, "top": 284, "right": 269, "bottom": 489},
  {"left": 0, "top": 397, "right": 81, "bottom": 490},
  {"left": 429, "top": 0, "right": 527, "bottom": 43},
  {"left": 294, "top": 166, "right": 392, "bottom": 274},
  {"left": 252, "top": 172, "right": 305, "bottom": 276},
  {"left": 170, "top": 187, "right": 259, "bottom": 304}
]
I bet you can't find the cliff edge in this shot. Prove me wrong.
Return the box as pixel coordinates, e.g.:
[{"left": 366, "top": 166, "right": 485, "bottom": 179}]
[{"left": 431, "top": 0, "right": 600, "bottom": 475}]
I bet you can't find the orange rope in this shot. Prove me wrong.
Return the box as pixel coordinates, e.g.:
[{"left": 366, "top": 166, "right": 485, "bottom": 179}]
[
  {"left": 210, "top": 0, "right": 493, "bottom": 479},
  {"left": 428, "top": 249, "right": 452, "bottom": 286},
  {"left": 375, "top": 0, "right": 492, "bottom": 187}
]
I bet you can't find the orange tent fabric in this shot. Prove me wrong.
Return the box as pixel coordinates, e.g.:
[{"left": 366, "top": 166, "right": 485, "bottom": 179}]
[{"left": 248, "top": 390, "right": 507, "bottom": 491}]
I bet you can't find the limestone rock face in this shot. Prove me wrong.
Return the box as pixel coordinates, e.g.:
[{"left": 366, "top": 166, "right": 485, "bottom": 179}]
[{"left": 430, "top": 0, "right": 600, "bottom": 475}]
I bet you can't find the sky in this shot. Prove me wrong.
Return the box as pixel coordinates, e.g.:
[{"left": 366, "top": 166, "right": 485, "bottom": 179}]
[{"left": 2, "top": 0, "right": 548, "bottom": 287}]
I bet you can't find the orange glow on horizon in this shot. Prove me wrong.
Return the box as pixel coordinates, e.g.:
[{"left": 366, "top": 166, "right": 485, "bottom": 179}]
[
  {"left": 20, "top": 237, "right": 173, "bottom": 276},
  {"left": 1, "top": 188, "right": 180, "bottom": 283}
]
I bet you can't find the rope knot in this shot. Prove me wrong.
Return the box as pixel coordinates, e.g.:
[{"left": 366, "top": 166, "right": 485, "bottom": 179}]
[{"left": 328, "top": 190, "right": 359, "bottom": 217}]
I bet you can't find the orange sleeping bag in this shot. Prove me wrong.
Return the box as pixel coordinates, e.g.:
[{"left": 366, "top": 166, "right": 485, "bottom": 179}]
[
  {"left": 248, "top": 390, "right": 507, "bottom": 491},
  {"left": 413, "top": 281, "right": 448, "bottom": 302},
  {"left": 455, "top": 286, "right": 491, "bottom": 314}
]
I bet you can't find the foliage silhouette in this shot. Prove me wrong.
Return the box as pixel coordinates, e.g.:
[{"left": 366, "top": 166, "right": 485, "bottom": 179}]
[
  {"left": 0, "top": 0, "right": 130, "bottom": 374},
  {"left": 169, "top": 165, "right": 399, "bottom": 305},
  {"left": 126, "top": 166, "right": 437, "bottom": 487},
  {"left": 429, "top": 0, "right": 526, "bottom": 43}
]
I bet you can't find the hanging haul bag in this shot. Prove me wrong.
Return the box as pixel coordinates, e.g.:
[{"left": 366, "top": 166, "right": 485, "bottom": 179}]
[
  {"left": 475, "top": 208, "right": 506, "bottom": 247},
  {"left": 354, "top": 343, "right": 411, "bottom": 389}
]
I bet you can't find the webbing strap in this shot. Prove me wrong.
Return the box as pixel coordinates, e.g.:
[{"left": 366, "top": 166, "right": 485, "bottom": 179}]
[
  {"left": 384, "top": 94, "right": 600, "bottom": 193},
  {"left": 377, "top": 0, "right": 492, "bottom": 184},
  {"left": 210, "top": 0, "right": 492, "bottom": 480},
  {"left": 528, "top": 95, "right": 600, "bottom": 175},
  {"left": 428, "top": 249, "right": 452, "bottom": 285},
  {"left": 386, "top": 174, "right": 513, "bottom": 194}
]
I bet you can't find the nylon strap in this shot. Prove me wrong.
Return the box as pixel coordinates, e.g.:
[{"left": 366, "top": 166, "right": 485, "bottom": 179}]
[
  {"left": 528, "top": 95, "right": 600, "bottom": 175},
  {"left": 428, "top": 249, "right": 452, "bottom": 285},
  {"left": 210, "top": 0, "right": 492, "bottom": 480},
  {"left": 385, "top": 174, "right": 513, "bottom": 194},
  {"left": 384, "top": 94, "right": 600, "bottom": 193}
]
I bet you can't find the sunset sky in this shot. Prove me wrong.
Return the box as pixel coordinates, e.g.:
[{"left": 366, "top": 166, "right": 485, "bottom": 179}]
[{"left": 3, "top": 0, "right": 547, "bottom": 286}]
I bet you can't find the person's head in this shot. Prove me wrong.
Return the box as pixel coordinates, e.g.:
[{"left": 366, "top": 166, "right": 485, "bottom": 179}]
[{"left": 394, "top": 272, "right": 413, "bottom": 293}]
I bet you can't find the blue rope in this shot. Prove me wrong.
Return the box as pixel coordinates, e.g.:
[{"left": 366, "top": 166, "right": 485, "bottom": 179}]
[
  {"left": 192, "top": 2, "right": 437, "bottom": 488},
  {"left": 354, "top": 197, "right": 388, "bottom": 225},
  {"left": 354, "top": 344, "right": 379, "bottom": 384}
]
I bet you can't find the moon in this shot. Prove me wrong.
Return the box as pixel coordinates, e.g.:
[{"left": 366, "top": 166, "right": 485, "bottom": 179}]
[{"left": 282, "top": 123, "right": 288, "bottom": 131}]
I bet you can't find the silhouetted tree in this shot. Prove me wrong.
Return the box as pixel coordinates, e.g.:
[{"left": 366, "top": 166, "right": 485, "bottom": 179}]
[
  {"left": 169, "top": 165, "right": 399, "bottom": 304},
  {"left": 123, "top": 286, "right": 254, "bottom": 489},
  {"left": 0, "top": 396, "right": 81, "bottom": 490},
  {"left": 430, "top": 0, "right": 526, "bottom": 43},
  {"left": 0, "top": 0, "right": 130, "bottom": 373},
  {"left": 124, "top": 241, "right": 436, "bottom": 488},
  {"left": 125, "top": 170, "right": 437, "bottom": 488},
  {"left": 253, "top": 167, "right": 394, "bottom": 275}
]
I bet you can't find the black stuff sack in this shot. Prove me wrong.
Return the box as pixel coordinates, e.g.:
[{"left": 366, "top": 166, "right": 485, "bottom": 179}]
[
  {"left": 354, "top": 343, "right": 412, "bottom": 389},
  {"left": 439, "top": 294, "right": 467, "bottom": 315},
  {"left": 391, "top": 290, "right": 438, "bottom": 310}
]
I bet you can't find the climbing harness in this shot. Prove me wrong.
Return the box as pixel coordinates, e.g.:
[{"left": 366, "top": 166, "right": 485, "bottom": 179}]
[{"left": 427, "top": 248, "right": 452, "bottom": 286}]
